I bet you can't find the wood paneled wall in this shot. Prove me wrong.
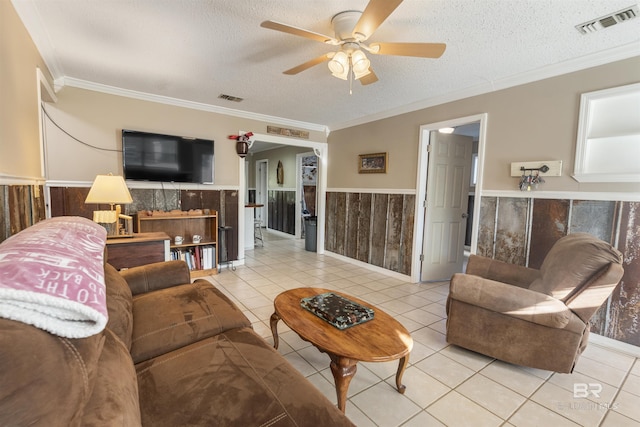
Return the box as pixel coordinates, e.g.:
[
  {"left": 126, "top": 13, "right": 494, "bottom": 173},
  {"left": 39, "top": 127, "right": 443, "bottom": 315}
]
[
  {"left": 268, "top": 190, "right": 295, "bottom": 235},
  {"left": 49, "top": 187, "right": 239, "bottom": 261},
  {"left": 4, "top": 184, "right": 637, "bottom": 347},
  {"left": 0, "top": 185, "right": 46, "bottom": 243},
  {"left": 478, "top": 196, "right": 639, "bottom": 347},
  {"left": 325, "top": 192, "right": 415, "bottom": 276}
]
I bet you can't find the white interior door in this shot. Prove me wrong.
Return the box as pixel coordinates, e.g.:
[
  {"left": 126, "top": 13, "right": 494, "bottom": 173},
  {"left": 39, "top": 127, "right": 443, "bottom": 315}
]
[
  {"left": 421, "top": 132, "right": 472, "bottom": 281},
  {"left": 256, "top": 160, "right": 268, "bottom": 225}
]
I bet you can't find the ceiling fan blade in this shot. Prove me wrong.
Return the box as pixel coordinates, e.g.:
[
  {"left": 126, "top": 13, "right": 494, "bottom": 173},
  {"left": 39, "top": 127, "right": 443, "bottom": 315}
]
[
  {"left": 352, "top": 0, "right": 404, "bottom": 41},
  {"left": 283, "top": 53, "right": 332, "bottom": 75},
  {"left": 261, "top": 20, "right": 338, "bottom": 44},
  {"left": 359, "top": 69, "right": 379, "bottom": 85},
  {"left": 370, "top": 42, "right": 446, "bottom": 58}
]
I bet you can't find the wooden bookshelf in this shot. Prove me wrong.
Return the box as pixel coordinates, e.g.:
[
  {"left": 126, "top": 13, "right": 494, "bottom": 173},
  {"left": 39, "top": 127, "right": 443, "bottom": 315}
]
[{"left": 137, "top": 210, "right": 218, "bottom": 276}]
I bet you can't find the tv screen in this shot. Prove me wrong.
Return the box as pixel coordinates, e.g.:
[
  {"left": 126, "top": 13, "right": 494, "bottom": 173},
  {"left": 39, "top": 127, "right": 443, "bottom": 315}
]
[{"left": 122, "top": 130, "right": 214, "bottom": 184}]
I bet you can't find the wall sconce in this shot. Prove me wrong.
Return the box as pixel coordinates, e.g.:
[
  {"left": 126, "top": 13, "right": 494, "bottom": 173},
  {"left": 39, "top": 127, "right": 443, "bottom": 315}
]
[
  {"left": 229, "top": 131, "right": 254, "bottom": 158},
  {"left": 85, "top": 173, "right": 133, "bottom": 238}
]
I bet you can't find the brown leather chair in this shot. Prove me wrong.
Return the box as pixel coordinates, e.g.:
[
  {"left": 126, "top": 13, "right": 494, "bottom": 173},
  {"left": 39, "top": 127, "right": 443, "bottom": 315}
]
[{"left": 445, "top": 233, "right": 624, "bottom": 373}]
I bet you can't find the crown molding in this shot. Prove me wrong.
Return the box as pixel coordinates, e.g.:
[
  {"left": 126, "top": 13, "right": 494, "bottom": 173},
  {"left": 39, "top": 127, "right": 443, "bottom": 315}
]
[
  {"left": 13, "top": 0, "right": 327, "bottom": 132},
  {"left": 11, "top": 0, "right": 64, "bottom": 79},
  {"left": 14, "top": 0, "right": 638, "bottom": 135},
  {"left": 58, "top": 77, "right": 329, "bottom": 134},
  {"left": 330, "top": 42, "right": 640, "bottom": 131}
]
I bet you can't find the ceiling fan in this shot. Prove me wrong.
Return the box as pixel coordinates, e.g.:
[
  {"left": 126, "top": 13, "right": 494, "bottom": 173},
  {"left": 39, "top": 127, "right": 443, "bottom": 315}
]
[{"left": 260, "top": 0, "right": 446, "bottom": 92}]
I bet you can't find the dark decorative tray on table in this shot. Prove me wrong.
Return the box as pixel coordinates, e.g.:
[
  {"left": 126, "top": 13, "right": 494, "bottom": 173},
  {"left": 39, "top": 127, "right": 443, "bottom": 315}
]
[{"left": 300, "top": 292, "right": 375, "bottom": 330}]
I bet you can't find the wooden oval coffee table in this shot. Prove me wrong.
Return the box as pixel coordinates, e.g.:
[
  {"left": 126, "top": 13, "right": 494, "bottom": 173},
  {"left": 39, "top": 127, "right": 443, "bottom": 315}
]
[{"left": 270, "top": 287, "right": 413, "bottom": 413}]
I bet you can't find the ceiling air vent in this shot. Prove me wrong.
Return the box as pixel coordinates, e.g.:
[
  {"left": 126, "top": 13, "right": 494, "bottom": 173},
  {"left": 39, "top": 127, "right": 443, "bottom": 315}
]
[
  {"left": 218, "top": 94, "right": 244, "bottom": 102},
  {"left": 576, "top": 5, "right": 639, "bottom": 34}
]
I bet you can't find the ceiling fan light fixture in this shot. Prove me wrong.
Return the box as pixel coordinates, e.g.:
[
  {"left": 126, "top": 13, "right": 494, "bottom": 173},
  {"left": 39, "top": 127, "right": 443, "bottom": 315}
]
[
  {"left": 331, "top": 70, "right": 349, "bottom": 80},
  {"left": 351, "top": 49, "right": 370, "bottom": 74},
  {"left": 261, "top": 1, "right": 447, "bottom": 90},
  {"left": 328, "top": 51, "right": 349, "bottom": 75},
  {"left": 353, "top": 67, "right": 372, "bottom": 80}
]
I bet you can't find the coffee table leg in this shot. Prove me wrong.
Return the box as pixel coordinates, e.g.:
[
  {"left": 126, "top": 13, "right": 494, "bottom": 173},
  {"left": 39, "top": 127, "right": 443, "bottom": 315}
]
[
  {"left": 269, "top": 312, "right": 281, "bottom": 349},
  {"left": 395, "top": 354, "right": 409, "bottom": 394},
  {"left": 329, "top": 355, "right": 357, "bottom": 413}
]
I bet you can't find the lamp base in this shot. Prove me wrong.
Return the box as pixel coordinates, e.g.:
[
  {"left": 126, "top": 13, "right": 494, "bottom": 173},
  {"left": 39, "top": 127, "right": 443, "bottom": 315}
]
[{"left": 94, "top": 208, "right": 134, "bottom": 238}]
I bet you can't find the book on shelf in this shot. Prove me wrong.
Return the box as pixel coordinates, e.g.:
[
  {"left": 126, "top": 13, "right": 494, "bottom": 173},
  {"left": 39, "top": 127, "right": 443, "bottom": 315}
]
[{"left": 170, "top": 245, "right": 216, "bottom": 271}]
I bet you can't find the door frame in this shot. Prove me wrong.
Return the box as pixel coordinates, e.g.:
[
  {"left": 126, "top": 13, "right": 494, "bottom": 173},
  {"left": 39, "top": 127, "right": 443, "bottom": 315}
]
[
  {"left": 296, "top": 151, "right": 317, "bottom": 239},
  {"left": 237, "top": 132, "right": 327, "bottom": 263},
  {"left": 411, "top": 113, "right": 488, "bottom": 282},
  {"left": 255, "top": 159, "right": 268, "bottom": 227}
]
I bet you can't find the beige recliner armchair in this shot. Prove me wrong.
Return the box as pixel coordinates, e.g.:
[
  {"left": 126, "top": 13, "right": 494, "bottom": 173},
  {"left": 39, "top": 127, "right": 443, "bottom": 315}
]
[{"left": 445, "top": 233, "right": 624, "bottom": 373}]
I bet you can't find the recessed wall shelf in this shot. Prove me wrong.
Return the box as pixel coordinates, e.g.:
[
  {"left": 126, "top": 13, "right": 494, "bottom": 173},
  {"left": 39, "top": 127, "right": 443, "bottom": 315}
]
[{"left": 573, "top": 82, "right": 640, "bottom": 183}]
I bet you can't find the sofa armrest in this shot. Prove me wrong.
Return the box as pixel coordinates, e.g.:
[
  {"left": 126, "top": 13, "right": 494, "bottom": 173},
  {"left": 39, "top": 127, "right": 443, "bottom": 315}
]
[
  {"left": 466, "top": 255, "right": 540, "bottom": 288},
  {"left": 449, "top": 273, "right": 573, "bottom": 329},
  {"left": 119, "top": 261, "right": 191, "bottom": 295}
]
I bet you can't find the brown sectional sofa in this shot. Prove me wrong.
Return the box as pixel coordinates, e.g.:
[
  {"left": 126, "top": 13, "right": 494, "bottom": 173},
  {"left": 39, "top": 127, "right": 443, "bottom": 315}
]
[{"left": 0, "top": 218, "right": 354, "bottom": 426}]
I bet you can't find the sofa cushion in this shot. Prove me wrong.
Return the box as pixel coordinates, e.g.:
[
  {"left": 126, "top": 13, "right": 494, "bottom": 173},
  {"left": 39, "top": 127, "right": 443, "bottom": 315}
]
[
  {"left": 120, "top": 260, "right": 191, "bottom": 296},
  {"left": 81, "top": 328, "right": 141, "bottom": 427},
  {"left": 529, "top": 233, "right": 623, "bottom": 300},
  {"left": 136, "top": 327, "right": 354, "bottom": 427},
  {"left": 0, "top": 318, "right": 104, "bottom": 426},
  {"left": 104, "top": 263, "right": 133, "bottom": 349},
  {"left": 130, "top": 280, "right": 251, "bottom": 364}
]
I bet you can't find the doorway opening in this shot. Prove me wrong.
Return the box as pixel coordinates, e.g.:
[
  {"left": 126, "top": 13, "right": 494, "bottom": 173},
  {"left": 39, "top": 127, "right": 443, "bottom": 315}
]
[
  {"left": 237, "top": 132, "right": 327, "bottom": 263},
  {"left": 411, "top": 114, "right": 487, "bottom": 283},
  {"left": 297, "top": 152, "right": 318, "bottom": 239}
]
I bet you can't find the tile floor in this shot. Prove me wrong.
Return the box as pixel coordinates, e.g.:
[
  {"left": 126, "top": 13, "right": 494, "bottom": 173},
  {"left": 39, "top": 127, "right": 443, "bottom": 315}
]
[{"left": 204, "top": 232, "right": 640, "bottom": 427}]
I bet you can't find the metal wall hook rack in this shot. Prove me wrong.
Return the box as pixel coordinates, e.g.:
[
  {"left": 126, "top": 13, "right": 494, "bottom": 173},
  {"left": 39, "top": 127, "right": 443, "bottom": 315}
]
[
  {"left": 510, "top": 160, "right": 562, "bottom": 177},
  {"left": 520, "top": 165, "right": 550, "bottom": 173},
  {"left": 519, "top": 166, "right": 546, "bottom": 191}
]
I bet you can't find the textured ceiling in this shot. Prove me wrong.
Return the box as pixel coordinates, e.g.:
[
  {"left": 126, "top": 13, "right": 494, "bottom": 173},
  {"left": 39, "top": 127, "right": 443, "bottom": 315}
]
[{"left": 13, "top": 0, "right": 640, "bottom": 130}]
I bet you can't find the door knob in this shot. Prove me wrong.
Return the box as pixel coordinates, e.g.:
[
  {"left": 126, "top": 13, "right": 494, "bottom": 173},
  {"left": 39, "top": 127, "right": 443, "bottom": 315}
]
[{"left": 462, "top": 213, "right": 469, "bottom": 219}]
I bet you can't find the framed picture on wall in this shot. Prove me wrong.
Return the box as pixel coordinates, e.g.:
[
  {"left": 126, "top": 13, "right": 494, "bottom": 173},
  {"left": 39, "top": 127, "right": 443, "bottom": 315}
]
[{"left": 358, "top": 152, "right": 388, "bottom": 174}]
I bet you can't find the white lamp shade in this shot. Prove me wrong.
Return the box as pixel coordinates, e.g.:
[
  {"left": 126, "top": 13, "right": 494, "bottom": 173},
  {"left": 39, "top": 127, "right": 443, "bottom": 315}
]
[
  {"left": 328, "top": 51, "right": 349, "bottom": 79},
  {"left": 353, "top": 66, "right": 372, "bottom": 80},
  {"left": 331, "top": 70, "right": 349, "bottom": 80},
  {"left": 85, "top": 174, "right": 133, "bottom": 204},
  {"left": 351, "top": 50, "right": 370, "bottom": 74}
]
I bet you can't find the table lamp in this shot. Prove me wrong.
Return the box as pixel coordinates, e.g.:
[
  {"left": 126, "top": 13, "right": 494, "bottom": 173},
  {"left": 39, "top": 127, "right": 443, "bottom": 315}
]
[{"left": 85, "top": 173, "right": 133, "bottom": 238}]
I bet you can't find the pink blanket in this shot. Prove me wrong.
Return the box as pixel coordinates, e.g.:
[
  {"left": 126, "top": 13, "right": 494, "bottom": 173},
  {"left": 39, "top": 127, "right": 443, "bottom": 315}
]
[{"left": 0, "top": 217, "right": 108, "bottom": 338}]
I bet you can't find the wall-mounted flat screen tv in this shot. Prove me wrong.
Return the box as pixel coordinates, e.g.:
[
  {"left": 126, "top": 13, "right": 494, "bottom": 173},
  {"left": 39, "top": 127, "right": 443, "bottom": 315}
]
[{"left": 122, "top": 129, "right": 214, "bottom": 184}]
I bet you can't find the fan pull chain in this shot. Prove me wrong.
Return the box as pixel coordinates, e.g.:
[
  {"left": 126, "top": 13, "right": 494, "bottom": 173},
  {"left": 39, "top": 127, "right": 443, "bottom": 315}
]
[{"left": 349, "top": 55, "right": 354, "bottom": 95}]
